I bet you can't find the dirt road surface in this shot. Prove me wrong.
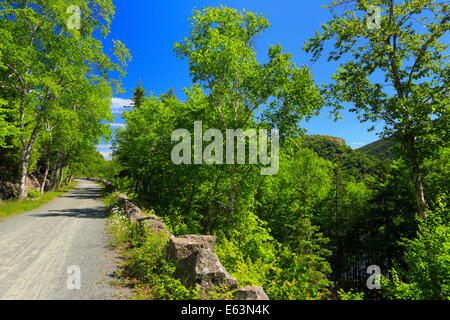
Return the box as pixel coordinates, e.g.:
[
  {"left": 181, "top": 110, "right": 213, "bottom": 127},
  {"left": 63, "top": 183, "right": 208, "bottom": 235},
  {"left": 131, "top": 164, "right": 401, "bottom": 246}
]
[{"left": 0, "top": 179, "right": 126, "bottom": 300}]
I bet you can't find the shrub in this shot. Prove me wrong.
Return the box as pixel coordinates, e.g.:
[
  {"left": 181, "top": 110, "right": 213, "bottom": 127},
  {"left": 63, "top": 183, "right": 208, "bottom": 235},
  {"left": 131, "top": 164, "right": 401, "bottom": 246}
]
[
  {"left": 125, "top": 230, "right": 199, "bottom": 300},
  {"left": 106, "top": 202, "right": 199, "bottom": 300},
  {"left": 27, "top": 189, "right": 40, "bottom": 199},
  {"left": 381, "top": 196, "right": 450, "bottom": 300}
]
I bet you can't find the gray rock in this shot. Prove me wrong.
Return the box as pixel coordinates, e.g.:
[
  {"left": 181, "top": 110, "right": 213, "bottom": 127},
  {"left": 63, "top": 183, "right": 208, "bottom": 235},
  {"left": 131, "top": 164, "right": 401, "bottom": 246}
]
[
  {"left": 234, "top": 286, "right": 270, "bottom": 300},
  {"left": 174, "top": 247, "right": 239, "bottom": 293},
  {"left": 141, "top": 218, "right": 174, "bottom": 239},
  {"left": 167, "top": 236, "right": 215, "bottom": 261},
  {"left": 179, "top": 235, "right": 216, "bottom": 252},
  {"left": 126, "top": 202, "right": 145, "bottom": 224}
]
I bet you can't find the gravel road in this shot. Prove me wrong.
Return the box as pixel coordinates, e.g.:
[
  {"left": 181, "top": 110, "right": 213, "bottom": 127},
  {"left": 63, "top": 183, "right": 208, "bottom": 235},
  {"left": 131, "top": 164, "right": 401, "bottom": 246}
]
[{"left": 0, "top": 179, "right": 127, "bottom": 300}]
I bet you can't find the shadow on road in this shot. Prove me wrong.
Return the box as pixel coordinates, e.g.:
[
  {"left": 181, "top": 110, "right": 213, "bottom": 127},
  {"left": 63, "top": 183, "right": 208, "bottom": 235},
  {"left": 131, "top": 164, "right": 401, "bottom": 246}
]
[
  {"left": 30, "top": 206, "right": 106, "bottom": 219},
  {"left": 62, "top": 188, "right": 103, "bottom": 201}
]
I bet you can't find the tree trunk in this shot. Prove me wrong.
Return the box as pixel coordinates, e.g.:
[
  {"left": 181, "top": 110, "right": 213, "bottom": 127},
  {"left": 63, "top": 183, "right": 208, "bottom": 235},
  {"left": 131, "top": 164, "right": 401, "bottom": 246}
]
[
  {"left": 57, "top": 166, "right": 67, "bottom": 189},
  {"left": 18, "top": 124, "right": 42, "bottom": 198},
  {"left": 411, "top": 160, "right": 427, "bottom": 219},
  {"left": 228, "top": 165, "right": 236, "bottom": 233},
  {"left": 49, "top": 152, "right": 62, "bottom": 190},
  {"left": 405, "top": 133, "right": 428, "bottom": 219},
  {"left": 40, "top": 157, "right": 50, "bottom": 194}
]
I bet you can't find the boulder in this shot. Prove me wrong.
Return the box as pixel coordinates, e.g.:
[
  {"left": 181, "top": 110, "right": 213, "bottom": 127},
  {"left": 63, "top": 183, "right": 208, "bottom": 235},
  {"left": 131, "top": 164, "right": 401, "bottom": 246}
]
[
  {"left": 234, "top": 286, "right": 269, "bottom": 300},
  {"left": 126, "top": 201, "right": 146, "bottom": 224},
  {"left": 167, "top": 236, "right": 216, "bottom": 261},
  {"left": 179, "top": 235, "right": 216, "bottom": 252},
  {"left": 0, "top": 181, "right": 19, "bottom": 200},
  {"left": 25, "top": 175, "right": 40, "bottom": 195},
  {"left": 0, "top": 175, "right": 40, "bottom": 200},
  {"left": 174, "top": 247, "right": 238, "bottom": 293},
  {"left": 117, "top": 193, "right": 128, "bottom": 203},
  {"left": 141, "top": 218, "right": 174, "bottom": 239},
  {"left": 168, "top": 236, "right": 238, "bottom": 293}
]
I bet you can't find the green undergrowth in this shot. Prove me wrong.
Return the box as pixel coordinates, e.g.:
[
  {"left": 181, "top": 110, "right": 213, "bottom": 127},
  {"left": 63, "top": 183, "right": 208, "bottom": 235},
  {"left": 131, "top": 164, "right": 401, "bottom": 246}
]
[
  {"left": 0, "top": 181, "right": 78, "bottom": 222},
  {"left": 103, "top": 191, "right": 233, "bottom": 300}
]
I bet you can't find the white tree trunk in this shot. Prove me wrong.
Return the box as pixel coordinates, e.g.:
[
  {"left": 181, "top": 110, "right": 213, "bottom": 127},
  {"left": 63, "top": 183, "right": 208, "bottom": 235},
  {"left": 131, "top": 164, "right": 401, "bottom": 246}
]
[{"left": 18, "top": 124, "right": 41, "bottom": 198}]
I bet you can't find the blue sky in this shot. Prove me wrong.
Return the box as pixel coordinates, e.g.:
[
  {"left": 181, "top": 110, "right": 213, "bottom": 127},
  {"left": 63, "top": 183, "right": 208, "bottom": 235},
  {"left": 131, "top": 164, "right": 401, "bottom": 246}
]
[{"left": 98, "top": 0, "right": 384, "bottom": 158}]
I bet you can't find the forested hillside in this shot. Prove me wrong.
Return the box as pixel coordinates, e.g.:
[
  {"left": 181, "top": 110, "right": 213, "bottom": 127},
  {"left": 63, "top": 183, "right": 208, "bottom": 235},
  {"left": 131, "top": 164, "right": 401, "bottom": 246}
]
[
  {"left": 357, "top": 137, "right": 398, "bottom": 160},
  {"left": 0, "top": 0, "right": 448, "bottom": 301}
]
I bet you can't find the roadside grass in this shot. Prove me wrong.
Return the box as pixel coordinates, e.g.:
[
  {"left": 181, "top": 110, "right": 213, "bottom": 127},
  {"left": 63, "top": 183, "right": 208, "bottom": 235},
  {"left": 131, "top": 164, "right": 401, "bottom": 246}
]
[
  {"left": 0, "top": 181, "right": 78, "bottom": 222},
  {"left": 102, "top": 190, "right": 234, "bottom": 300},
  {"left": 102, "top": 191, "right": 200, "bottom": 300}
]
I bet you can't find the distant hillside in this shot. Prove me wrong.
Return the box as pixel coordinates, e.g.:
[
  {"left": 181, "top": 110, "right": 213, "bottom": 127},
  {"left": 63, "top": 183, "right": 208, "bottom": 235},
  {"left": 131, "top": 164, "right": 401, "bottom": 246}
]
[
  {"left": 301, "top": 135, "right": 377, "bottom": 180},
  {"left": 357, "top": 137, "right": 399, "bottom": 160}
]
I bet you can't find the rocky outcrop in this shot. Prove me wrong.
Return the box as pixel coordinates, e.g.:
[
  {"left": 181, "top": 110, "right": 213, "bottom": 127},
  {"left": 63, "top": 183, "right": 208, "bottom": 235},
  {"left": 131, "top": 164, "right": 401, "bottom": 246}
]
[
  {"left": 80, "top": 177, "right": 269, "bottom": 300},
  {"left": 0, "top": 181, "right": 19, "bottom": 200},
  {"left": 26, "top": 175, "right": 40, "bottom": 193},
  {"left": 0, "top": 175, "right": 40, "bottom": 200},
  {"left": 234, "top": 286, "right": 270, "bottom": 300}
]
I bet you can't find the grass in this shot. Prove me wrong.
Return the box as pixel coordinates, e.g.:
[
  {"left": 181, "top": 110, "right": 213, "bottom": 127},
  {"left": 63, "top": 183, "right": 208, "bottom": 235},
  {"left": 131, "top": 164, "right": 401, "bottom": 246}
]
[
  {"left": 0, "top": 181, "right": 78, "bottom": 222},
  {"left": 102, "top": 191, "right": 232, "bottom": 300}
]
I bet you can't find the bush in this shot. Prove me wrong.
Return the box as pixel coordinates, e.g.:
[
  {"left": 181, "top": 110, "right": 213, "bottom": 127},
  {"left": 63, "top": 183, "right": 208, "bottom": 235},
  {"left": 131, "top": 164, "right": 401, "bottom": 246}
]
[
  {"left": 337, "top": 289, "right": 364, "bottom": 300},
  {"left": 382, "top": 196, "right": 450, "bottom": 300},
  {"left": 216, "top": 211, "right": 332, "bottom": 300},
  {"left": 27, "top": 189, "right": 40, "bottom": 199},
  {"left": 106, "top": 202, "right": 199, "bottom": 300},
  {"left": 125, "top": 229, "right": 199, "bottom": 300}
]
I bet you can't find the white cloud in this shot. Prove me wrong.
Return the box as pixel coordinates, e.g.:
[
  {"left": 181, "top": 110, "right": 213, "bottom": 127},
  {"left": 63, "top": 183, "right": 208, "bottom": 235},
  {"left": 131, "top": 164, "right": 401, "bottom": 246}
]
[
  {"left": 97, "top": 144, "right": 113, "bottom": 160},
  {"left": 106, "top": 122, "right": 126, "bottom": 128},
  {"left": 111, "top": 97, "right": 133, "bottom": 115},
  {"left": 97, "top": 144, "right": 112, "bottom": 149},
  {"left": 99, "top": 151, "right": 112, "bottom": 160}
]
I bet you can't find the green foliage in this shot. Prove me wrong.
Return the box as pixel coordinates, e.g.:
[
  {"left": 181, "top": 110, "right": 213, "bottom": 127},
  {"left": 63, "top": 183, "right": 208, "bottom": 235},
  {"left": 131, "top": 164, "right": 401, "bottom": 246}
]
[
  {"left": 258, "top": 146, "right": 333, "bottom": 243},
  {"left": 72, "top": 148, "right": 114, "bottom": 179},
  {"left": 358, "top": 136, "right": 399, "bottom": 161},
  {"left": 126, "top": 231, "right": 199, "bottom": 300},
  {"left": 174, "top": 6, "right": 323, "bottom": 139},
  {"left": 302, "top": 135, "right": 377, "bottom": 180},
  {"left": 215, "top": 212, "right": 279, "bottom": 288},
  {"left": 305, "top": 0, "right": 449, "bottom": 219},
  {"left": 337, "top": 289, "right": 364, "bottom": 300},
  {"left": 382, "top": 196, "right": 450, "bottom": 300},
  {"left": 106, "top": 204, "right": 200, "bottom": 300},
  {"left": 27, "top": 189, "right": 40, "bottom": 199},
  {"left": 0, "top": 0, "right": 130, "bottom": 196},
  {"left": 130, "top": 79, "right": 146, "bottom": 109},
  {"left": 423, "top": 147, "right": 450, "bottom": 204},
  {"left": 0, "top": 182, "right": 78, "bottom": 221},
  {"left": 216, "top": 210, "right": 333, "bottom": 300}
]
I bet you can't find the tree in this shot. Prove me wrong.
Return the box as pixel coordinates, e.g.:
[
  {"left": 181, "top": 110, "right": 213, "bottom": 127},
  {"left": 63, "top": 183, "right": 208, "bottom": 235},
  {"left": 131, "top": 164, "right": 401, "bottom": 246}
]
[
  {"left": 0, "top": 0, "right": 130, "bottom": 198},
  {"left": 304, "top": 0, "right": 450, "bottom": 219},
  {"left": 130, "top": 79, "right": 146, "bottom": 109},
  {"left": 174, "top": 6, "right": 323, "bottom": 226}
]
